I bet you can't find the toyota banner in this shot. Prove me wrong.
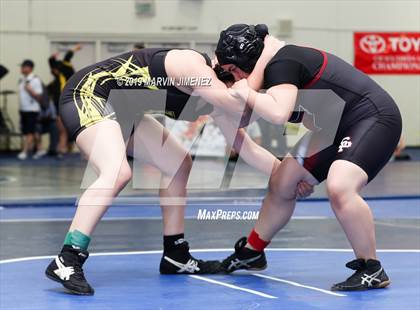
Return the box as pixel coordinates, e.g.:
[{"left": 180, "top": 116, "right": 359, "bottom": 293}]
[{"left": 354, "top": 32, "right": 420, "bottom": 74}]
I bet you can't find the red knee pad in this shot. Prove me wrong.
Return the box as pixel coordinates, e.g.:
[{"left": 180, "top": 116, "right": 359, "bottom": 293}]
[{"left": 247, "top": 229, "right": 270, "bottom": 252}]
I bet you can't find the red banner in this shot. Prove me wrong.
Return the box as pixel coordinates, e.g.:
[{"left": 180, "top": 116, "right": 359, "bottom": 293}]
[{"left": 354, "top": 32, "right": 420, "bottom": 74}]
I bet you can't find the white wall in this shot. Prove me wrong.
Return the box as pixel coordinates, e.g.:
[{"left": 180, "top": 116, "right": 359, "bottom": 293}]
[{"left": 1, "top": 0, "right": 419, "bottom": 145}]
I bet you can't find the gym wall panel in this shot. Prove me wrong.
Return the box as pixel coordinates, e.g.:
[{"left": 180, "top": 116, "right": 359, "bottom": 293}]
[
  {"left": 0, "top": 0, "right": 29, "bottom": 32},
  {"left": 0, "top": 0, "right": 419, "bottom": 145}
]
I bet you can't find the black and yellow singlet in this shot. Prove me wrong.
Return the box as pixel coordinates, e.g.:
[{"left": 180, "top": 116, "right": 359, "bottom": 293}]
[{"left": 59, "top": 48, "right": 214, "bottom": 139}]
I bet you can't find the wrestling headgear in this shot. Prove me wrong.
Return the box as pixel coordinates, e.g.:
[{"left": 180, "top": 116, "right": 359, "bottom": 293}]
[{"left": 215, "top": 24, "right": 268, "bottom": 73}]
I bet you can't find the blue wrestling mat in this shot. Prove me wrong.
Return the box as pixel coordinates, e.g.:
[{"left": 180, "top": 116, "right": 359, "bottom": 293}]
[{"left": 1, "top": 249, "right": 419, "bottom": 310}]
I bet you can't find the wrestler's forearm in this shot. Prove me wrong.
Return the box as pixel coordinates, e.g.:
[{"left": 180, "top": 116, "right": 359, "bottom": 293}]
[{"left": 233, "top": 129, "right": 278, "bottom": 175}]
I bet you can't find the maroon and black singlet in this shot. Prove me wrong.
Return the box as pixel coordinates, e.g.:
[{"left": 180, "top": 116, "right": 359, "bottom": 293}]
[{"left": 264, "top": 45, "right": 402, "bottom": 182}]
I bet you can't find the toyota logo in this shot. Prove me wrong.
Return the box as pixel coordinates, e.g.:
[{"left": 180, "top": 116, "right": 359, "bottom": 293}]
[{"left": 359, "top": 34, "right": 386, "bottom": 54}]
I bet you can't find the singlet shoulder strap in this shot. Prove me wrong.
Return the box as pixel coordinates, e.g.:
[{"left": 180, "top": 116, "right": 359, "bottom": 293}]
[
  {"left": 303, "top": 49, "right": 328, "bottom": 89},
  {"left": 148, "top": 49, "right": 171, "bottom": 87}
]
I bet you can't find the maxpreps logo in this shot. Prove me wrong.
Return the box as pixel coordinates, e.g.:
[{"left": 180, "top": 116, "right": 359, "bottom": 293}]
[{"left": 359, "top": 33, "right": 420, "bottom": 54}]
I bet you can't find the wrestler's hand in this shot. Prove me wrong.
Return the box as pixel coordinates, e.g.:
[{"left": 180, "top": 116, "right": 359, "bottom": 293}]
[
  {"left": 73, "top": 43, "right": 83, "bottom": 52},
  {"left": 296, "top": 181, "right": 315, "bottom": 199},
  {"left": 231, "top": 78, "right": 249, "bottom": 90},
  {"left": 228, "top": 79, "right": 249, "bottom": 102}
]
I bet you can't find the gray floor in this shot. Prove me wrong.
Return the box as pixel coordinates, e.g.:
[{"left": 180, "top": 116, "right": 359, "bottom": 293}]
[
  {"left": 1, "top": 157, "right": 419, "bottom": 202},
  {"left": 1, "top": 218, "right": 419, "bottom": 260}
]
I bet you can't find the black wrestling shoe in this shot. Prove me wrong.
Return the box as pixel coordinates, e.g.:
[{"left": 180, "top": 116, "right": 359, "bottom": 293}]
[
  {"left": 221, "top": 237, "right": 267, "bottom": 273},
  {"left": 45, "top": 245, "right": 94, "bottom": 295},
  {"left": 160, "top": 241, "right": 221, "bottom": 274},
  {"left": 331, "top": 259, "right": 391, "bottom": 291}
]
